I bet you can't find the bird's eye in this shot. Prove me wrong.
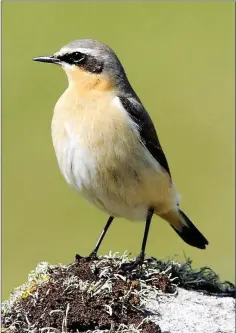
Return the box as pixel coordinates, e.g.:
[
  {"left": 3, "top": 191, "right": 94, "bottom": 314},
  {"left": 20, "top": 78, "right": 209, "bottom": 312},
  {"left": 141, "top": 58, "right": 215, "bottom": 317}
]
[{"left": 72, "top": 52, "right": 85, "bottom": 64}]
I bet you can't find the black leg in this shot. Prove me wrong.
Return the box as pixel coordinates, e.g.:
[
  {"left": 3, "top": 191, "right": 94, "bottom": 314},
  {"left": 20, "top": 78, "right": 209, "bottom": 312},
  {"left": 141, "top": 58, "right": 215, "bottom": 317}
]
[
  {"left": 75, "top": 216, "right": 114, "bottom": 261},
  {"left": 89, "top": 216, "right": 114, "bottom": 257},
  {"left": 140, "top": 208, "right": 154, "bottom": 259},
  {"left": 120, "top": 208, "right": 154, "bottom": 272}
]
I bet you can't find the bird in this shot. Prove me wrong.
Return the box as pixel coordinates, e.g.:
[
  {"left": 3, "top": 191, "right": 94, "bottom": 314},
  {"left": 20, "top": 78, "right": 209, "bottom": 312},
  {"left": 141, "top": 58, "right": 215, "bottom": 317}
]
[{"left": 33, "top": 39, "right": 208, "bottom": 270}]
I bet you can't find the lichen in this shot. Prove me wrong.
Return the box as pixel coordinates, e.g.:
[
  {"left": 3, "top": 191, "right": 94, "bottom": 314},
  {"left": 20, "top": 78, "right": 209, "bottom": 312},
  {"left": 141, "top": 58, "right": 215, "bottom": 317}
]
[{"left": 2, "top": 252, "right": 235, "bottom": 333}]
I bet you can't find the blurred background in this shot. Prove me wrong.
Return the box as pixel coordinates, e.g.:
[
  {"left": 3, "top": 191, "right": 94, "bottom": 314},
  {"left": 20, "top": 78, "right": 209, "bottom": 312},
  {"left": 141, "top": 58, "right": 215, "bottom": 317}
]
[{"left": 2, "top": 2, "right": 234, "bottom": 300}]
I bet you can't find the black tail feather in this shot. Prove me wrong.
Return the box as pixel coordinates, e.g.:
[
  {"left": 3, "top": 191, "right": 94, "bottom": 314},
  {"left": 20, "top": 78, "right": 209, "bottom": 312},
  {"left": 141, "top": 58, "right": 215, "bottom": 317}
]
[{"left": 171, "top": 210, "right": 209, "bottom": 249}]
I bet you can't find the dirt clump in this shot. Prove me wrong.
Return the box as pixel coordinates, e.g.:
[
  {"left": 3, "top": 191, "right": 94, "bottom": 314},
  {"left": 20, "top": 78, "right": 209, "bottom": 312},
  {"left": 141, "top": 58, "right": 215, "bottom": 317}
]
[{"left": 2, "top": 256, "right": 167, "bottom": 332}]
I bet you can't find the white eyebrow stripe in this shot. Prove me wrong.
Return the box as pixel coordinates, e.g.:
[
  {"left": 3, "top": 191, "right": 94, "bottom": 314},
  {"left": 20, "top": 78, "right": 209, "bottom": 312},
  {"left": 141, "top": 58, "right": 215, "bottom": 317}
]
[
  {"left": 74, "top": 48, "right": 99, "bottom": 55},
  {"left": 55, "top": 47, "right": 100, "bottom": 57}
]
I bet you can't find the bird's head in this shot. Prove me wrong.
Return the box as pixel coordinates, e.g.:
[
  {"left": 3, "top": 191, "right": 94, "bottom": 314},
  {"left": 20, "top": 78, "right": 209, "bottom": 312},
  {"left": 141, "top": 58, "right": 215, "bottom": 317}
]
[{"left": 34, "top": 39, "right": 130, "bottom": 92}]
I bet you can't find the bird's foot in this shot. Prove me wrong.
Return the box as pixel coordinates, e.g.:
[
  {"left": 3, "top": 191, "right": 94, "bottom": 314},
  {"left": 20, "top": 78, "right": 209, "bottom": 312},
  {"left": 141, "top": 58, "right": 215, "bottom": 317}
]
[
  {"left": 75, "top": 251, "right": 98, "bottom": 262},
  {"left": 119, "top": 253, "right": 145, "bottom": 273}
]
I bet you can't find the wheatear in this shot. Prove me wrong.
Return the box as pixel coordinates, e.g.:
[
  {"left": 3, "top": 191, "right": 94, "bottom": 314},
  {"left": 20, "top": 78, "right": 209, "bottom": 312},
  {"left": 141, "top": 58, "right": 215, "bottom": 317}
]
[{"left": 34, "top": 39, "right": 208, "bottom": 269}]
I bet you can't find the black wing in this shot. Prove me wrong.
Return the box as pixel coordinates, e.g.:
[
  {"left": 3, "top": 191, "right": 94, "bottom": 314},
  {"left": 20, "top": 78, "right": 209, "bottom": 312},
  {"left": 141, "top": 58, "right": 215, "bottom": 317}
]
[{"left": 119, "top": 95, "right": 171, "bottom": 178}]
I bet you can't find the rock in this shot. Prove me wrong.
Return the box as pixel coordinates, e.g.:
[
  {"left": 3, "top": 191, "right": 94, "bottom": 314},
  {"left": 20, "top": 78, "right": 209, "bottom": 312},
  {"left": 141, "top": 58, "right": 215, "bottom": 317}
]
[{"left": 2, "top": 252, "right": 235, "bottom": 333}]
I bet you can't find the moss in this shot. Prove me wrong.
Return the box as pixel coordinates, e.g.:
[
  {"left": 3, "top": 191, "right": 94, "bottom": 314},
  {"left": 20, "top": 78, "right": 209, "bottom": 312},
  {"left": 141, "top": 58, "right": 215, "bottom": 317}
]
[
  {"left": 149, "top": 257, "right": 235, "bottom": 297},
  {"left": 2, "top": 252, "right": 235, "bottom": 333}
]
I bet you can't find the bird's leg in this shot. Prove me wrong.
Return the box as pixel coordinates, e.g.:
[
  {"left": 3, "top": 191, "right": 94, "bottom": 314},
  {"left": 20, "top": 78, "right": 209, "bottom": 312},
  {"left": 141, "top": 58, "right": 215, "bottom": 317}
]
[
  {"left": 88, "top": 215, "right": 114, "bottom": 258},
  {"left": 120, "top": 208, "right": 154, "bottom": 272},
  {"left": 75, "top": 216, "right": 114, "bottom": 261}
]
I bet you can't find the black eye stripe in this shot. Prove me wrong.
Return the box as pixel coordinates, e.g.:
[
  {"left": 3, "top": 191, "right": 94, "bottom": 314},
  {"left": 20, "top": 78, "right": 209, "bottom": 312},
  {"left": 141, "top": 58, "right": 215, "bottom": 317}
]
[
  {"left": 58, "top": 52, "right": 86, "bottom": 64},
  {"left": 57, "top": 51, "right": 103, "bottom": 74}
]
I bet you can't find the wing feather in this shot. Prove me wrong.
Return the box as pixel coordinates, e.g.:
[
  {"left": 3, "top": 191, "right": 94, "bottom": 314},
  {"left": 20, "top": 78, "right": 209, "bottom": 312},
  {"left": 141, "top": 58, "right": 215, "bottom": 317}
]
[{"left": 118, "top": 95, "right": 171, "bottom": 177}]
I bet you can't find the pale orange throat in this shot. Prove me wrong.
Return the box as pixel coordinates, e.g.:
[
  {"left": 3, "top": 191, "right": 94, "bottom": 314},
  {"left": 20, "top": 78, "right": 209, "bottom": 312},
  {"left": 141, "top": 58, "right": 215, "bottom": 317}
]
[
  {"left": 52, "top": 70, "right": 119, "bottom": 147},
  {"left": 64, "top": 66, "right": 115, "bottom": 93}
]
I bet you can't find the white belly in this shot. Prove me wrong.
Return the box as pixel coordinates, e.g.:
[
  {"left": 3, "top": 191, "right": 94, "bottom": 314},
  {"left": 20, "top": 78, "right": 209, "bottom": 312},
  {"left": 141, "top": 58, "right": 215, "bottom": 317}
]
[
  {"left": 52, "top": 95, "right": 176, "bottom": 221},
  {"left": 54, "top": 138, "right": 153, "bottom": 220}
]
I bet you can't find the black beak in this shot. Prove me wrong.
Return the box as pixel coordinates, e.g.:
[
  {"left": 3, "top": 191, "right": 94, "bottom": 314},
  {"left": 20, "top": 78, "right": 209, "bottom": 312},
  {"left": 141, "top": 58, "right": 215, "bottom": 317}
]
[{"left": 33, "top": 55, "right": 60, "bottom": 64}]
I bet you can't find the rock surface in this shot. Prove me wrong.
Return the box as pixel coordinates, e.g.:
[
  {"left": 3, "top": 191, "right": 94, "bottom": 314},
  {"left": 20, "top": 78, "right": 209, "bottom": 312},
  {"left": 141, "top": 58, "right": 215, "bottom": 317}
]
[{"left": 148, "top": 288, "right": 235, "bottom": 333}]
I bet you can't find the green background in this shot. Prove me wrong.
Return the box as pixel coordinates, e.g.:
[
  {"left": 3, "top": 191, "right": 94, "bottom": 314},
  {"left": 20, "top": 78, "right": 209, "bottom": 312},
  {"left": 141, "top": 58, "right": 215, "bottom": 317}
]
[{"left": 2, "top": 2, "right": 234, "bottom": 300}]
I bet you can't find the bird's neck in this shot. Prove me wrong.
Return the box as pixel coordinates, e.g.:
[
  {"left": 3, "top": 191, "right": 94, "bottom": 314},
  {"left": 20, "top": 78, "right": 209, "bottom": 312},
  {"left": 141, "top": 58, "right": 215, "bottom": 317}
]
[{"left": 63, "top": 66, "right": 115, "bottom": 95}]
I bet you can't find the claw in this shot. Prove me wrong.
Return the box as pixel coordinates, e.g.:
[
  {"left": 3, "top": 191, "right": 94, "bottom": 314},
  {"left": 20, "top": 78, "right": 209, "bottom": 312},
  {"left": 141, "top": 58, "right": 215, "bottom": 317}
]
[
  {"left": 75, "top": 251, "right": 98, "bottom": 262},
  {"left": 119, "top": 253, "right": 145, "bottom": 272}
]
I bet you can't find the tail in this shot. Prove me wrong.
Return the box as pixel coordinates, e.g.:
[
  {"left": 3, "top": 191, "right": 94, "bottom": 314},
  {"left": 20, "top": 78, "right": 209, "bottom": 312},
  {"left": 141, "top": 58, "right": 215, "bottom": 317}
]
[{"left": 159, "top": 209, "right": 209, "bottom": 249}]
